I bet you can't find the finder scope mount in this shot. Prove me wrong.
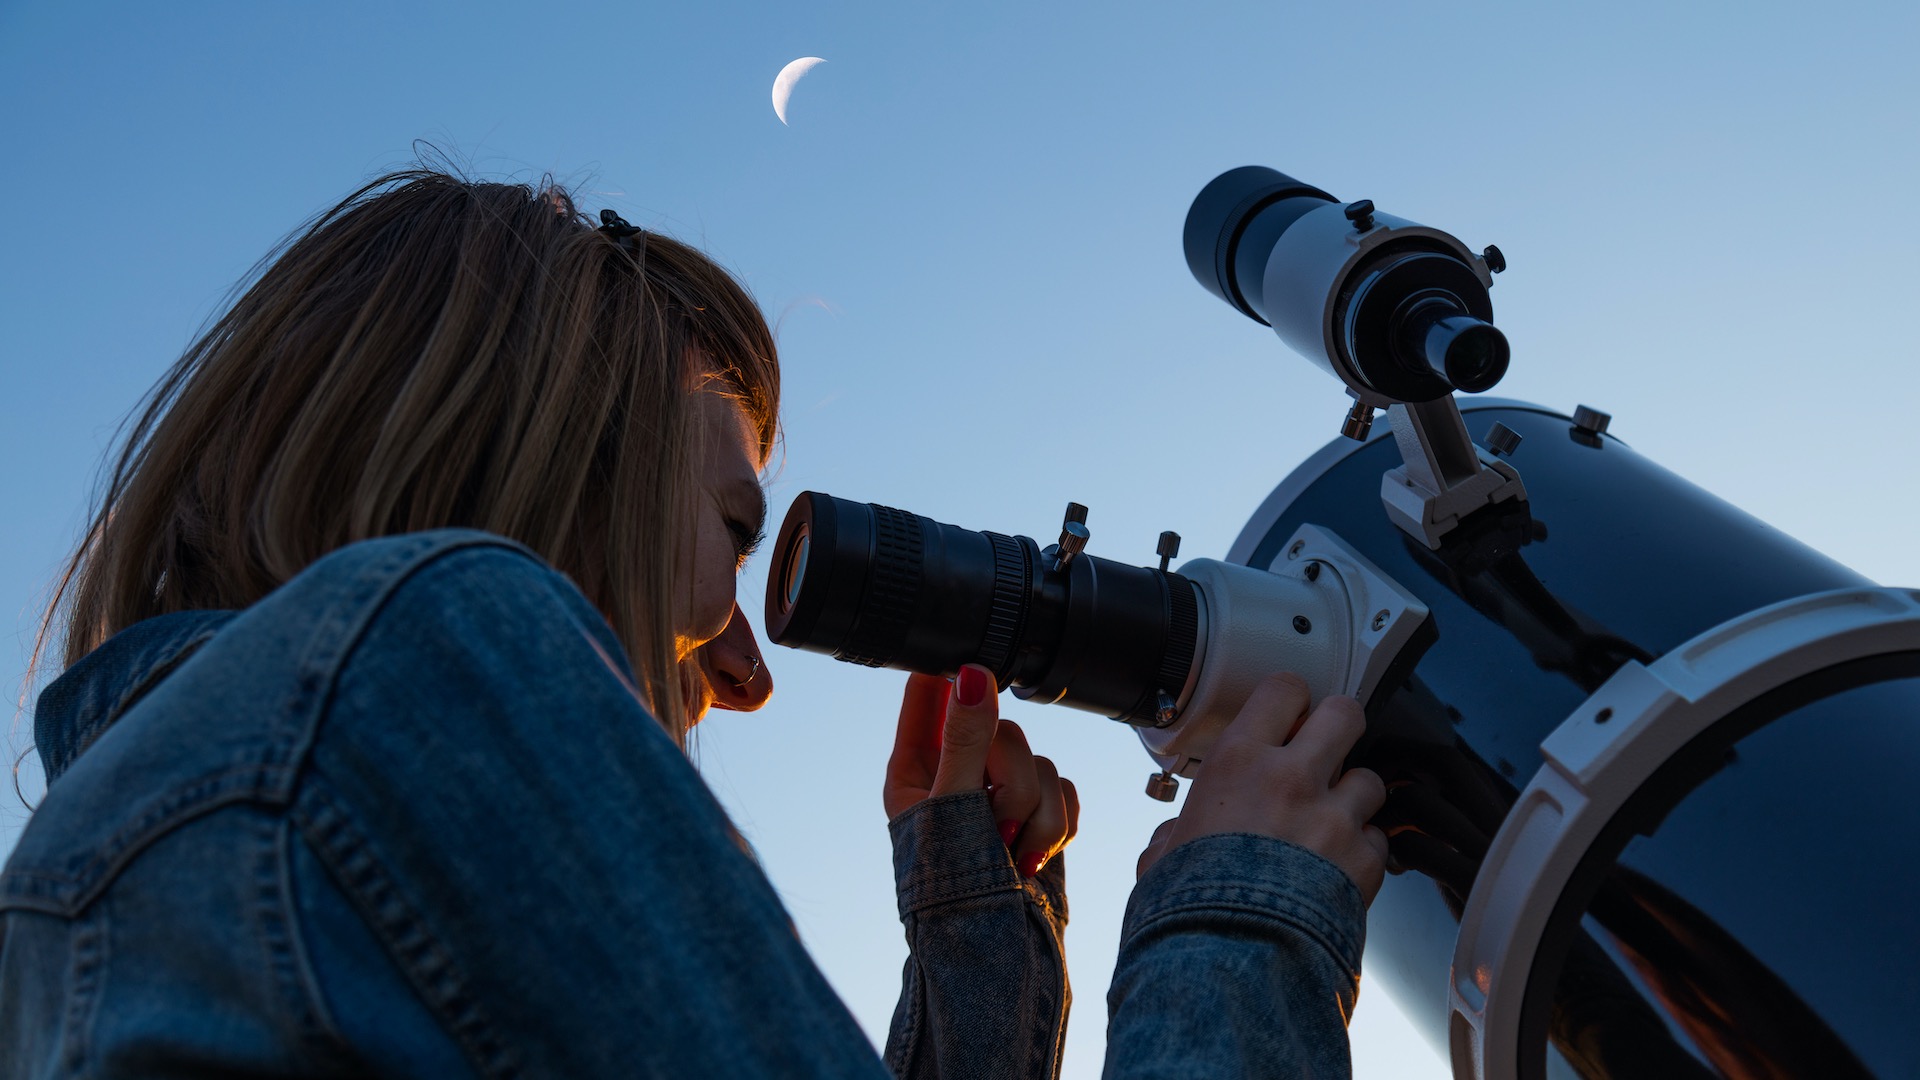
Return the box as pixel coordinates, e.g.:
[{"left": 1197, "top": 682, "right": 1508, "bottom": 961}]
[{"left": 1184, "top": 166, "right": 1525, "bottom": 547}]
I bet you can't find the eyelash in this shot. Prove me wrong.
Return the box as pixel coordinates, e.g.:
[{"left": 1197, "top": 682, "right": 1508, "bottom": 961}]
[{"left": 728, "top": 521, "right": 766, "bottom": 570}]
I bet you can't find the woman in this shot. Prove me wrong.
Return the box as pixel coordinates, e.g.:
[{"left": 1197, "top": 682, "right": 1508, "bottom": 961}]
[{"left": 1, "top": 168, "right": 1388, "bottom": 1078}]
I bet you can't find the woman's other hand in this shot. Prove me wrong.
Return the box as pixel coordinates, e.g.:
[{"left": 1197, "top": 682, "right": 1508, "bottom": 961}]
[
  {"left": 1135, "top": 672, "right": 1388, "bottom": 904},
  {"left": 884, "top": 665, "right": 1079, "bottom": 878}
]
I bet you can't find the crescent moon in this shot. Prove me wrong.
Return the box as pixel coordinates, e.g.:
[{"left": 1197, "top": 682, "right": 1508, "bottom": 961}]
[{"left": 771, "top": 57, "right": 827, "bottom": 125}]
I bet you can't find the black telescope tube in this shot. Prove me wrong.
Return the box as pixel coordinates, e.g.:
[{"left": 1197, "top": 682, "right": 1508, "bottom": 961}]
[{"left": 764, "top": 491, "right": 1202, "bottom": 726}]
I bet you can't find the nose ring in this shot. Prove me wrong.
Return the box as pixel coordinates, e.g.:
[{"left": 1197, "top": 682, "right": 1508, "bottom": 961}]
[{"left": 740, "top": 654, "right": 761, "bottom": 687}]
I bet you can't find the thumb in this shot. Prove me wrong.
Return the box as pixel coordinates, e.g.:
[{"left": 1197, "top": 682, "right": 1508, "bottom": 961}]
[{"left": 930, "top": 664, "right": 998, "bottom": 796}]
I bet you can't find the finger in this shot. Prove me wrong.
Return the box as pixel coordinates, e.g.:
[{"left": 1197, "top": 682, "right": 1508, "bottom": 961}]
[
  {"left": 1331, "top": 766, "right": 1388, "bottom": 824},
  {"left": 1058, "top": 777, "right": 1080, "bottom": 846},
  {"left": 984, "top": 720, "right": 1042, "bottom": 845},
  {"left": 884, "top": 674, "right": 950, "bottom": 817},
  {"left": 1213, "top": 672, "right": 1314, "bottom": 752},
  {"left": 1284, "top": 694, "right": 1367, "bottom": 775},
  {"left": 1363, "top": 823, "right": 1390, "bottom": 863},
  {"left": 1015, "top": 756, "right": 1068, "bottom": 876},
  {"left": 890, "top": 673, "right": 951, "bottom": 774},
  {"left": 929, "top": 665, "right": 998, "bottom": 797}
]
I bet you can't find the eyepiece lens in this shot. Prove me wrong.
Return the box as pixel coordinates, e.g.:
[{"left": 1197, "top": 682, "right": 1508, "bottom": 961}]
[
  {"left": 781, "top": 528, "right": 810, "bottom": 612},
  {"left": 1444, "top": 322, "right": 1510, "bottom": 392}
]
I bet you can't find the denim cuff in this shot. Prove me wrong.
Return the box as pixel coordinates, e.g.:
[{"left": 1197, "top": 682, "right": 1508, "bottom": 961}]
[
  {"left": 888, "top": 790, "right": 1023, "bottom": 919},
  {"left": 1123, "top": 833, "right": 1366, "bottom": 974}
]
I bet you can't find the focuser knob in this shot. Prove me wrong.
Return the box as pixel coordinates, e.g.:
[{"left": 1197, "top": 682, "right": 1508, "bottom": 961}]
[
  {"left": 1156, "top": 531, "right": 1182, "bottom": 572},
  {"left": 1055, "top": 503, "right": 1090, "bottom": 571}
]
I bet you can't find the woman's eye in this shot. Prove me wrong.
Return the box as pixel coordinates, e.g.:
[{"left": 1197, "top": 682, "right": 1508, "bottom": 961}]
[{"left": 728, "top": 521, "right": 766, "bottom": 569}]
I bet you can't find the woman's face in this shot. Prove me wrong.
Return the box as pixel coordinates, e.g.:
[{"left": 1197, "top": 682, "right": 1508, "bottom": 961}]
[{"left": 679, "top": 389, "right": 774, "bottom": 723}]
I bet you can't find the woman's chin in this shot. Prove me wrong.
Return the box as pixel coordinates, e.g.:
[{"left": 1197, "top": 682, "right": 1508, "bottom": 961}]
[{"left": 677, "top": 665, "right": 716, "bottom": 727}]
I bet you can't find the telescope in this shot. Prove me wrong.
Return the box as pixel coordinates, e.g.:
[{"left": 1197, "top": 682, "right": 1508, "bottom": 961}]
[{"left": 765, "top": 167, "right": 1920, "bottom": 1079}]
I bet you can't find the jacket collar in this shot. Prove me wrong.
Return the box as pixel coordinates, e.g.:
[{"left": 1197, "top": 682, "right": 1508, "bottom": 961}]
[{"left": 35, "top": 610, "right": 235, "bottom": 785}]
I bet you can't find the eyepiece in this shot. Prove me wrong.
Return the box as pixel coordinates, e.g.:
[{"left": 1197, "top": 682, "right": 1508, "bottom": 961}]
[
  {"left": 1422, "top": 313, "right": 1510, "bottom": 392},
  {"left": 765, "top": 491, "right": 1202, "bottom": 726}
]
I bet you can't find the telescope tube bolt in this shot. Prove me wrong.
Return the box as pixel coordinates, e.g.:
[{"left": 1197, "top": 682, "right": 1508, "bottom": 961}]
[
  {"left": 1482, "top": 244, "right": 1507, "bottom": 273},
  {"left": 1572, "top": 405, "right": 1612, "bottom": 436},
  {"left": 1344, "top": 199, "right": 1377, "bottom": 232}
]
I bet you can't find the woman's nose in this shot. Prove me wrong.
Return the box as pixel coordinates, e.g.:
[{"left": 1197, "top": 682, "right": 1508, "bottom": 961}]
[{"left": 702, "top": 602, "right": 774, "bottom": 712}]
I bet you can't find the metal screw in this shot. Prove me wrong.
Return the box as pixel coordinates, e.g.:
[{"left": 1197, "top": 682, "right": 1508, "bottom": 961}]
[
  {"left": 1572, "top": 405, "right": 1612, "bottom": 436},
  {"left": 1303, "top": 560, "right": 1321, "bottom": 582},
  {"left": 1485, "top": 421, "right": 1523, "bottom": 457},
  {"left": 1156, "top": 531, "right": 1181, "bottom": 573},
  {"left": 1287, "top": 540, "right": 1305, "bottom": 560},
  {"left": 1054, "top": 521, "right": 1089, "bottom": 571},
  {"left": 1341, "top": 400, "right": 1376, "bottom": 441},
  {"left": 1371, "top": 609, "right": 1389, "bottom": 632},
  {"left": 1482, "top": 244, "right": 1507, "bottom": 274},
  {"left": 1155, "top": 689, "right": 1177, "bottom": 725},
  {"left": 1345, "top": 199, "right": 1376, "bottom": 231},
  {"left": 1292, "top": 615, "right": 1312, "bottom": 634},
  {"left": 1145, "top": 770, "right": 1181, "bottom": 802}
]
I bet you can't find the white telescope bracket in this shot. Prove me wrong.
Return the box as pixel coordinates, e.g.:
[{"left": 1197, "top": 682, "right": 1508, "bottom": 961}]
[
  {"left": 1447, "top": 586, "right": 1920, "bottom": 1080},
  {"left": 1381, "top": 397, "right": 1527, "bottom": 550}
]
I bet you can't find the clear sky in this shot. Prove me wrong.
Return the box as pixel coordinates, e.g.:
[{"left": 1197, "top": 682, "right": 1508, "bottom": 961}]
[{"left": 4, "top": 3, "right": 1916, "bottom": 1077}]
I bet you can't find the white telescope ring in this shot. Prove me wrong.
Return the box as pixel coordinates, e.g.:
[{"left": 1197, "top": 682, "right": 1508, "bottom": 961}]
[{"left": 1448, "top": 585, "right": 1920, "bottom": 1080}]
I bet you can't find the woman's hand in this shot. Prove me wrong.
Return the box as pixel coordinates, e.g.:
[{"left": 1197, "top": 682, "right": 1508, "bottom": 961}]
[
  {"left": 884, "top": 665, "right": 1079, "bottom": 877},
  {"left": 1136, "top": 672, "right": 1389, "bottom": 905}
]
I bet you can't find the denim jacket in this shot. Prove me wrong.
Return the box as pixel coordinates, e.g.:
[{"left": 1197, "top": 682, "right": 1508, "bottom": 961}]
[{"left": 1, "top": 531, "right": 1366, "bottom": 1078}]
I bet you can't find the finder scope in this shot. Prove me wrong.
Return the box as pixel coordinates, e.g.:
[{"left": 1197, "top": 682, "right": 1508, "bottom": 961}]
[{"left": 1182, "top": 165, "right": 1509, "bottom": 404}]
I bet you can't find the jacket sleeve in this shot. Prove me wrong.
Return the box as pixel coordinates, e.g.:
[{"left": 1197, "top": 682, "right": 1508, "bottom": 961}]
[
  {"left": 884, "top": 790, "right": 1071, "bottom": 1080},
  {"left": 289, "top": 543, "right": 893, "bottom": 1080},
  {"left": 1102, "top": 833, "right": 1367, "bottom": 1080}
]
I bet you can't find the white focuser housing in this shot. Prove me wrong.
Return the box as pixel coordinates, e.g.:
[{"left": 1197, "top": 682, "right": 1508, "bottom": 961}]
[{"left": 1138, "top": 524, "right": 1430, "bottom": 777}]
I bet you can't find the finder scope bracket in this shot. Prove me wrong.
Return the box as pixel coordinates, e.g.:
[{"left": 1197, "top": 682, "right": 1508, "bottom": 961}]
[{"left": 1381, "top": 398, "right": 1529, "bottom": 549}]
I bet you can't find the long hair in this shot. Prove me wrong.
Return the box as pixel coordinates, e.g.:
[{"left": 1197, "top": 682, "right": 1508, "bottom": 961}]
[{"left": 36, "top": 167, "right": 779, "bottom": 743}]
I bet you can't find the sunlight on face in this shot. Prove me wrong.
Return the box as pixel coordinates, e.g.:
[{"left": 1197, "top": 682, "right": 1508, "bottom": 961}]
[{"left": 677, "top": 390, "right": 773, "bottom": 723}]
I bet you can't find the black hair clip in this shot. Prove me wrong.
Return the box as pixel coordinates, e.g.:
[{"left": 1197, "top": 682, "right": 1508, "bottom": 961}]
[
  {"left": 599, "top": 210, "right": 648, "bottom": 267},
  {"left": 598, "top": 209, "right": 643, "bottom": 239}
]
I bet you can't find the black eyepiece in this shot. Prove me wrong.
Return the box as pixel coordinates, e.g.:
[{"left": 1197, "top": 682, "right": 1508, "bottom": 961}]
[{"left": 765, "top": 492, "right": 1202, "bottom": 726}]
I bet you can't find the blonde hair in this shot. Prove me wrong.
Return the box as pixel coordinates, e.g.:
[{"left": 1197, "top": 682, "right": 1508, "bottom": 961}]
[{"left": 37, "top": 167, "right": 778, "bottom": 742}]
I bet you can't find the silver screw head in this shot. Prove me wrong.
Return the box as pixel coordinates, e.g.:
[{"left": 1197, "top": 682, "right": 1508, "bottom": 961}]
[{"left": 1371, "top": 609, "right": 1390, "bottom": 632}]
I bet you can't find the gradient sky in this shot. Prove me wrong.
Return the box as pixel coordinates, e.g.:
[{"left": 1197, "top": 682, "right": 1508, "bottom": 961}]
[{"left": 4, "top": 3, "right": 1916, "bottom": 1077}]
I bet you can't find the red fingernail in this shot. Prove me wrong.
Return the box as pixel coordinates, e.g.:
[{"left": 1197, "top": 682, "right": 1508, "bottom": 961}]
[
  {"left": 998, "top": 820, "right": 1020, "bottom": 847},
  {"left": 1019, "top": 852, "right": 1047, "bottom": 878},
  {"left": 955, "top": 666, "right": 990, "bottom": 708}
]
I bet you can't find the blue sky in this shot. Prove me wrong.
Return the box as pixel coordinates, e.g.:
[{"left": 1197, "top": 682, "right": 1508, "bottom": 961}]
[{"left": 4, "top": 3, "right": 1916, "bottom": 1076}]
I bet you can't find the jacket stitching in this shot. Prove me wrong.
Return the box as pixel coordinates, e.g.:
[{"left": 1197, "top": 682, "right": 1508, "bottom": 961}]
[{"left": 294, "top": 779, "right": 520, "bottom": 1080}]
